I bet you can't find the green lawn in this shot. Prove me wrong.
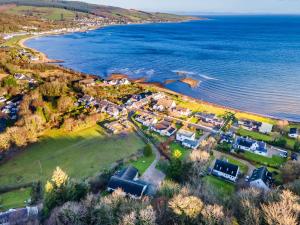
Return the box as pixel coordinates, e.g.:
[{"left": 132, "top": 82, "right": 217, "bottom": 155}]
[
  {"left": 237, "top": 128, "right": 273, "bottom": 142},
  {"left": 0, "top": 125, "right": 146, "bottom": 186},
  {"left": 241, "top": 151, "right": 285, "bottom": 168},
  {"left": 169, "top": 142, "right": 189, "bottom": 160},
  {"left": 130, "top": 154, "right": 155, "bottom": 174},
  {"left": 0, "top": 188, "right": 31, "bottom": 211},
  {"left": 203, "top": 176, "right": 235, "bottom": 198}
]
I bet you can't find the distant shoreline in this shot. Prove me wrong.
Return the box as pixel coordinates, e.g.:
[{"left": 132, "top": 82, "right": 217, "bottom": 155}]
[{"left": 18, "top": 23, "right": 300, "bottom": 124}]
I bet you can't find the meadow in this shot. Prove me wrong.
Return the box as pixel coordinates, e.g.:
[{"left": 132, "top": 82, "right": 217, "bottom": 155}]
[{"left": 0, "top": 125, "right": 146, "bottom": 186}]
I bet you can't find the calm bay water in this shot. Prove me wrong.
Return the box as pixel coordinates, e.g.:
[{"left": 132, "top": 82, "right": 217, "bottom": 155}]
[{"left": 26, "top": 15, "right": 300, "bottom": 121}]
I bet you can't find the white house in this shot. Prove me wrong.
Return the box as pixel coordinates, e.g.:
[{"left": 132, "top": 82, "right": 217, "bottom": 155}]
[
  {"left": 176, "top": 128, "right": 196, "bottom": 142},
  {"left": 249, "top": 167, "right": 273, "bottom": 191},
  {"left": 182, "top": 139, "right": 200, "bottom": 149},
  {"left": 212, "top": 159, "right": 239, "bottom": 182},
  {"left": 153, "top": 98, "right": 176, "bottom": 111},
  {"left": 259, "top": 122, "right": 273, "bottom": 134},
  {"left": 234, "top": 137, "right": 268, "bottom": 156}
]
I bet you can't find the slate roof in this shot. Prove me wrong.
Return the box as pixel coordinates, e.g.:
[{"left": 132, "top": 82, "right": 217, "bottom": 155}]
[
  {"left": 236, "top": 137, "right": 255, "bottom": 148},
  {"left": 249, "top": 167, "right": 273, "bottom": 187},
  {"left": 182, "top": 139, "right": 199, "bottom": 148},
  {"left": 107, "top": 166, "right": 148, "bottom": 198},
  {"left": 213, "top": 159, "right": 239, "bottom": 177},
  {"left": 290, "top": 128, "right": 298, "bottom": 134}
]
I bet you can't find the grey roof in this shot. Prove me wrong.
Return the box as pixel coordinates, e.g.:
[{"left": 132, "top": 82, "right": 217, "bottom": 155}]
[
  {"left": 183, "top": 139, "right": 199, "bottom": 148},
  {"left": 108, "top": 166, "right": 148, "bottom": 198},
  {"left": 0, "top": 208, "right": 28, "bottom": 224},
  {"left": 118, "top": 166, "right": 138, "bottom": 180},
  {"left": 236, "top": 137, "right": 255, "bottom": 148},
  {"left": 107, "top": 176, "right": 147, "bottom": 198},
  {"left": 290, "top": 128, "right": 298, "bottom": 134},
  {"left": 249, "top": 167, "right": 273, "bottom": 186},
  {"left": 213, "top": 159, "right": 239, "bottom": 177}
]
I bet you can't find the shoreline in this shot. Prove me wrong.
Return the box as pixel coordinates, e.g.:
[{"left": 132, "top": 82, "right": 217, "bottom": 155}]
[{"left": 17, "top": 26, "right": 300, "bottom": 124}]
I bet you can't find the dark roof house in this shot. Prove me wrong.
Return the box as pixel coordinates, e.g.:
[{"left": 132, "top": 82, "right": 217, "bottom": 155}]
[
  {"left": 212, "top": 159, "right": 239, "bottom": 182},
  {"left": 107, "top": 166, "right": 148, "bottom": 199},
  {"left": 249, "top": 167, "right": 273, "bottom": 191}
]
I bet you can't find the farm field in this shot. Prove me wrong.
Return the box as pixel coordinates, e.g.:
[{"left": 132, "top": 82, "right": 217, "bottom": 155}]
[
  {"left": 0, "top": 125, "right": 145, "bottom": 186},
  {"left": 6, "top": 5, "right": 86, "bottom": 21}
]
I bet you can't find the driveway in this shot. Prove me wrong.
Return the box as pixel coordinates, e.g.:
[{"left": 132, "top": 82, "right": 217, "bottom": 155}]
[{"left": 128, "top": 113, "right": 166, "bottom": 190}]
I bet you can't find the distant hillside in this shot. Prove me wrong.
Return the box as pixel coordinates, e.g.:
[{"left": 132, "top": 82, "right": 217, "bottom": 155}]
[{"left": 0, "top": 0, "right": 197, "bottom": 22}]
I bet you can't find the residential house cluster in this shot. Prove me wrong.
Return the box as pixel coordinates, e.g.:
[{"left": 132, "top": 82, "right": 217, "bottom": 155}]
[
  {"left": 135, "top": 113, "right": 158, "bottom": 127},
  {"left": 150, "top": 119, "right": 177, "bottom": 137},
  {"left": 170, "top": 106, "right": 192, "bottom": 117},
  {"left": 195, "top": 112, "right": 224, "bottom": 127},
  {"left": 233, "top": 136, "right": 268, "bottom": 156},
  {"left": 176, "top": 128, "right": 200, "bottom": 149},
  {"left": 152, "top": 98, "right": 176, "bottom": 112},
  {"left": 103, "top": 78, "right": 131, "bottom": 86},
  {"left": 96, "top": 100, "right": 127, "bottom": 118},
  {"left": 107, "top": 166, "right": 149, "bottom": 199},
  {"left": 17, "top": 49, "right": 39, "bottom": 61},
  {"left": 238, "top": 119, "right": 273, "bottom": 134},
  {"left": 14, "top": 73, "right": 37, "bottom": 86},
  {"left": 126, "top": 92, "right": 164, "bottom": 109},
  {"left": 1, "top": 99, "right": 20, "bottom": 120},
  {"left": 104, "top": 119, "right": 131, "bottom": 134},
  {"left": 77, "top": 95, "right": 97, "bottom": 108}
]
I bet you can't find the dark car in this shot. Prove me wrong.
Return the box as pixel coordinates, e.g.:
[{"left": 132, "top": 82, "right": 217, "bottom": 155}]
[{"left": 291, "top": 152, "right": 298, "bottom": 161}]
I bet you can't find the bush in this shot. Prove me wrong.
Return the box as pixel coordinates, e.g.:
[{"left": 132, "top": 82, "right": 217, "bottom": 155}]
[
  {"left": 270, "top": 137, "right": 287, "bottom": 148},
  {"left": 143, "top": 144, "right": 153, "bottom": 157}
]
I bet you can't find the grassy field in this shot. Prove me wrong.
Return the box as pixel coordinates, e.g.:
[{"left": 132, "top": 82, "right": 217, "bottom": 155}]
[
  {"left": 130, "top": 154, "right": 155, "bottom": 174},
  {"left": 203, "top": 176, "right": 235, "bottom": 198},
  {"left": 0, "top": 188, "right": 31, "bottom": 211},
  {"left": 0, "top": 125, "right": 145, "bottom": 186},
  {"left": 6, "top": 6, "right": 85, "bottom": 21},
  {"left": 241, "top": 151, "right": 285, "bottom": 168},
  {"left": 237, "top": 128, "right": 273, "bottom": 142}
]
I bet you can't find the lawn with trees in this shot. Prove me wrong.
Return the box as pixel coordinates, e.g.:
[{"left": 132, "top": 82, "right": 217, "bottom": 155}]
[{"left": 0, "top": 125, "right": 146, "bottom": 187}]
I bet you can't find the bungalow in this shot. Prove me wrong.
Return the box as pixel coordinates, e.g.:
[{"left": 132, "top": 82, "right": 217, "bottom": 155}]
[
  {"left": 153, "top": 98, "right": 176, "bottom": 111},
  {"left": 249, "top": 167, "right": 273, "bottom": 191},
  {"left": 171, "top": 106, "right": 192, "bottom": 117},
  {"left": 14, "top": 73, "right": 28, "bottom": 80},
  {"left": 288, "top": 128, "right": 299, "bottom": 139},
  {"left": 259, "top": 122, "right": 273, "bottom": 134},
  {"left": 151, "top": 120, "right": 176, "bottom": 137},
  {"left": 105, "top": 78, "right": 130, "bottom": 86},
  {"left": 130, "top": 98, "right": 149, "bottom": 109},
  {"left": 135, "top": 114, "right": 158, "bottom": 127},
  {"left": 176, "top": 128, "right": 196, "bottom": 142},
  {"left": 107, "top": 166, "right": 148, "bottom": 199},
  {"left": 78, "top": 95, "right": 96, "bottom": 107},
  {"left": 212, "top": 159, "right": 239, "bottom": 182},
  {"left": 220, "top": 132, "right": 235, "bottom": 144},
  {"left": 195, "top": 112, "right": 223, "bottom": 126},
  {"left": 126, "top": 92, "right": 153, "bottom": 107},
  {"left": 234, "top": 137, "right": 268, "bottom": 156},
  {"left": 238, "top": 119, "right": 262, "bottom": 132}
]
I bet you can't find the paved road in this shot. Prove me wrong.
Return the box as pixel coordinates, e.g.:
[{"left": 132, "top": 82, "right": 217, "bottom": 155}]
[{"left": 212, "top": 150, "right": 256, "bottom": 176}]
